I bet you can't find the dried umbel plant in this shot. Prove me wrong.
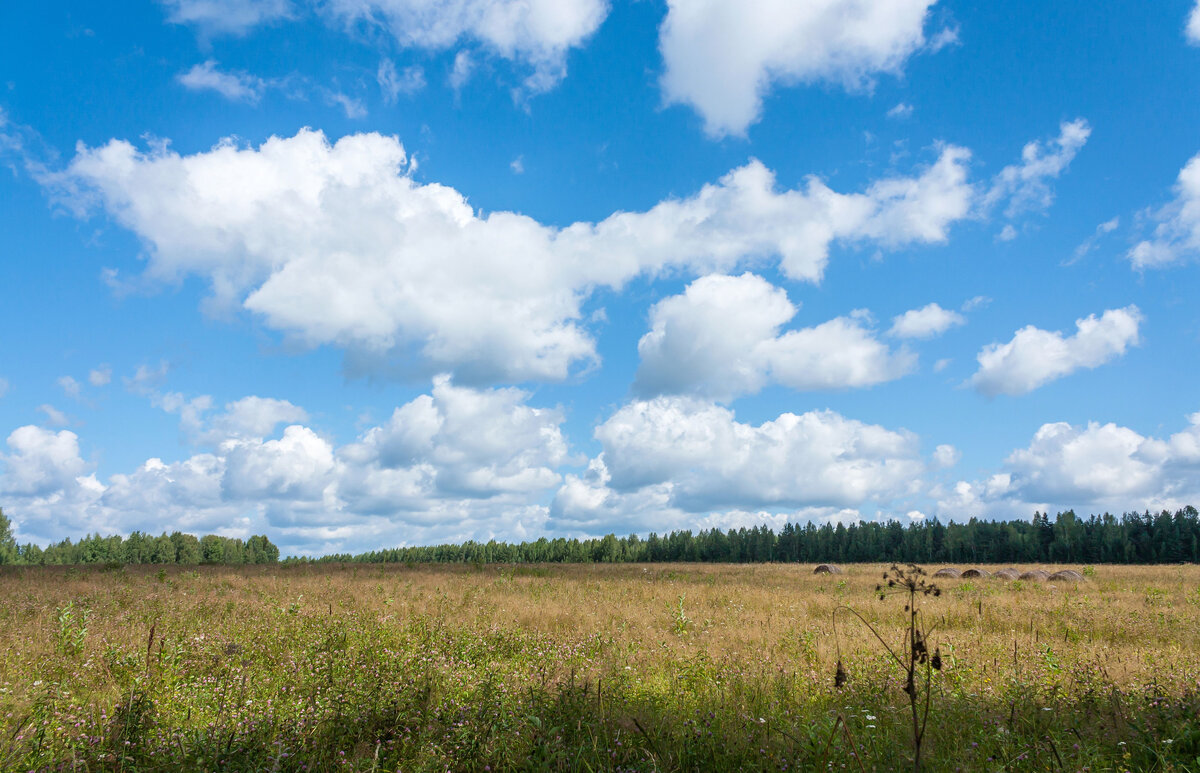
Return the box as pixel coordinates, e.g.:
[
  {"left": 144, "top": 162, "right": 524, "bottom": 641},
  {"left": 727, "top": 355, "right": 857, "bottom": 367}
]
[{"left": 833, "top": 564, "right": 944, "bottom": 773}]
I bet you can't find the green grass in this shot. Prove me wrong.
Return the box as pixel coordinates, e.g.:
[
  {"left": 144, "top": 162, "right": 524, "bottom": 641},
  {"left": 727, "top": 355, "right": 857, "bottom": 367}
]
[{"left": 2, "top": 562, "right": 1199, "bottom": 771}]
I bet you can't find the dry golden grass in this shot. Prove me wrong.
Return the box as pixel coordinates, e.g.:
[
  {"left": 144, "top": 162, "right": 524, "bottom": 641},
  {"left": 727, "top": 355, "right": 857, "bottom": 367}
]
[
  {"left": 4, "top": 562, "right": 1198, "bottom": 691},
  {"left": 2, "top": 561, "right": 1199, "bottom": 771}
]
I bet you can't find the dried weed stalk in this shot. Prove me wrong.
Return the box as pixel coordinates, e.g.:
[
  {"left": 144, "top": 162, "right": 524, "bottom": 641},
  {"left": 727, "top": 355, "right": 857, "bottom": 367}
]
[{"left": 833, "top": 564, "right": 943, "bottom": 773}]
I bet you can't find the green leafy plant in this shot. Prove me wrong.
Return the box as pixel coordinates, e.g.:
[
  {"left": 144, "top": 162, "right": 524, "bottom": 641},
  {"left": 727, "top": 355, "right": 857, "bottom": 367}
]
[
  {"left": 670, "top": 594, "right": 692, "bottom": 635},
  {"left": 54, "top": 601, "right": 90, "bottom": 658}
]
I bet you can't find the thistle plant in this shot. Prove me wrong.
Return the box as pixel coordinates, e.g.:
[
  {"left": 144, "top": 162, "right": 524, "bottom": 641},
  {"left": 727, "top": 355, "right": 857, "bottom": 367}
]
[{"left": 833, "top": 564, "right": 943, "bottom": 773}]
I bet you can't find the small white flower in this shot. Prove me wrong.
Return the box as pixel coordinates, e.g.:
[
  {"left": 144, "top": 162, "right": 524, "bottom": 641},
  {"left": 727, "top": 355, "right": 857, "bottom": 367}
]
[{"left": 866, "top": 715, "right": 876, "bottom": 720}]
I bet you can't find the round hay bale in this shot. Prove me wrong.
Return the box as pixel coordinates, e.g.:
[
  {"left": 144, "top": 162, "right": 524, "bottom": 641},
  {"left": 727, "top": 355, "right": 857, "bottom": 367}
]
[
  {"left": 813, "top": 564, "right": 843, "bottom": 575},
  {"left": 1048, "top": 569, "right": 1084, "bottom": 582},
  {"left": 993, "top": 568, "right": 1020, "bottom": 581},
  {"left": 961, "top": 568, "right": 990, "bottom": 579},
  {"left": 933, "top": 568, "right": 961, "bottom": 578},
  {"left": 1018, "top": 570, "right": 1050, "bottom": 582}
]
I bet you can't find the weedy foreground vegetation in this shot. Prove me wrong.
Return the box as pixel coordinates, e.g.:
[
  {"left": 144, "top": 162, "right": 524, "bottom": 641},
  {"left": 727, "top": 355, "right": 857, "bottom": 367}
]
[{"left": 2, "top": 563, "right": 1199, "bottom": 772}]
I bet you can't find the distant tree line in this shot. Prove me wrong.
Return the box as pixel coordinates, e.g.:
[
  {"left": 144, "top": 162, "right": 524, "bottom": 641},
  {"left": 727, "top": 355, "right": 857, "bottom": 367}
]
[
  {"left": 4, "top": 506, "right": 1199, "bottom": 567},
  {"left": 293, "top": 507, "right": 1200, "bottom": 566},
  {"left": 0, "top": 508, "right": 279, "bottom": 566}
]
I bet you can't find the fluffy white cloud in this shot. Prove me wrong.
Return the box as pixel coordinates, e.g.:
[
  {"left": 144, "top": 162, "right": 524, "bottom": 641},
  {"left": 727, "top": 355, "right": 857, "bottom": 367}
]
[
  {"left": 56, "top": 129, "right": 975, "bottom": 383},
  {"left": 1007, "top": 421, "right": 1162, "bottom": 503},
  {"left": 102, "top": 455, "right": 233, "bottom": 533},
  {"left": 549, "top": 452, "right": 866, "bottom": 535},
  {"left": 0, "top": 378, "right": 569, "bottom": 553},
  {"left": 931, "top": 474, "right": 1027, "bottom": 521},
  {"left": 983, "top": 118, "right": 1090, "bottom": 220},
  {"left": 932, "top": 444, "right": 960, "bottom": 468},
  {"left": 161, "top": 0, "right": 292, "bottom": 35},
  {"left": 762, "top": 315, "right": 915, "bottom": 392},
  {"left": 223, "top": 425, "right": 337, "bottom": 500},
  {"left": 937, "top": 412, "right": 1200, "bottom": 518},
  {"left": 1, "top": 426, "right": 92, "bottom": 498},
  {"left": 178, "top": 61, "right": 267, "bottom": 103},
  {"left": 970, "top": 306, "right": 1142, "bottom": 396},
  {"left": 659, "top": 0, "right": 938, "bottom": 136},
  {"left": 587, "top": 397, "right": 924, "bottom": 513},
  {"left": 635, "top": 273, "right": 913, "bottom": 401},
  {"left": 341, "top": 375, "right": 568, "bottom": 501},
  {"left": 159, "top": 393, "right": 310, "bottom": 445},
  {"left": 328, "top": 0, "right": 608, "bottom": 93},
  {"left": 1129, "top": 153, "right": 1200, "bottom": 269},
  {"left": 1188, "top": 2, "right": 1200, "bottom": 44},
  {"left": 887, "top": 302, "right": 965, "bottom": 339}
]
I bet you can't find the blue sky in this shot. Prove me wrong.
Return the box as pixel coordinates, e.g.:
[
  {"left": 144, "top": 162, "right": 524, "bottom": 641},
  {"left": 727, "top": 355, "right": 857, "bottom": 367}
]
[{"left": 2, "top": 0, "right": 1199, "bottom": 555}]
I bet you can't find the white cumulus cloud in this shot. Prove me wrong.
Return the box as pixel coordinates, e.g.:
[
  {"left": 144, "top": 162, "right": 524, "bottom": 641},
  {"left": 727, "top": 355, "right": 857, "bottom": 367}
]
[
  {"left": 659, "top": 0, "right": 938, "bottom": 136},
  {"left": 1129, "top": 153, "right": 1200, "bottom": 269},
  {"left": 970, "top": 306, "right": 1142, "bottom": 396},
  {"left": 937, "top": 412, "right": 1200, "bottom": 518},
  {"left": 53, "top": 129, "right": 975, "bottom": 384},
  {"left": 932, "top": 444, "right": 960, "bottom": 468},
  {"left": 1, "top": 426, "right": 92, "bottom": 498},
  {"left": 223, "top": 425, "right": 337, "bottom": 501},
  {"left": 635, "top": 273, "right": 913, "bottom": 401},
  {"left": 1188, "top": 2, "right": 1200, "bottom": 44},
  {"left": 571, "top": 397, "right": 925, "bottom": 516},
  {"left": 0, "top": 377, "right": 570, "bottom": 553},
  {"left": 887, "top": 302, "right": 965, "bottom": 339},
  {"left": 159, "top": 393, "right": 310, "bottom": 445}
]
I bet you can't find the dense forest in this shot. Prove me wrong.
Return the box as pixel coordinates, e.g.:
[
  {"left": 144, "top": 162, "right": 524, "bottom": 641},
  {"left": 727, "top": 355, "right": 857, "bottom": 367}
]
[
  {"left": 0, "top": 509, "right": 279, "bottom": 566},
  {"left": 2, "top": 507, "right": 1199, "bottom": 567},
  {"left": 307, "top": 507, "right": 1200, "bottom": 566}
]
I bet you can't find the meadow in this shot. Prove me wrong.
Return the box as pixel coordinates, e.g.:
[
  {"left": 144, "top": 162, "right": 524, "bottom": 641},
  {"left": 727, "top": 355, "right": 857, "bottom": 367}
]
[{"left": 1, "top": 562, "right": 1198, "bottom": 772}]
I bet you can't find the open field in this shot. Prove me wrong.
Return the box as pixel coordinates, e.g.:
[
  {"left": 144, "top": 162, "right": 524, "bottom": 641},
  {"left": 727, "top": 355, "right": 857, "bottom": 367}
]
[{"left": 2, "top": 562, "right": 1199, "bottom": 771}]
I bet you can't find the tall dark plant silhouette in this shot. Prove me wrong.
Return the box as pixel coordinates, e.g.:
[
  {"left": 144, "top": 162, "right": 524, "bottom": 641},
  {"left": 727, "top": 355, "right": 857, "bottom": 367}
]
[{"left": 833, "top": 564, "right": 943, "bottom": 773}]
